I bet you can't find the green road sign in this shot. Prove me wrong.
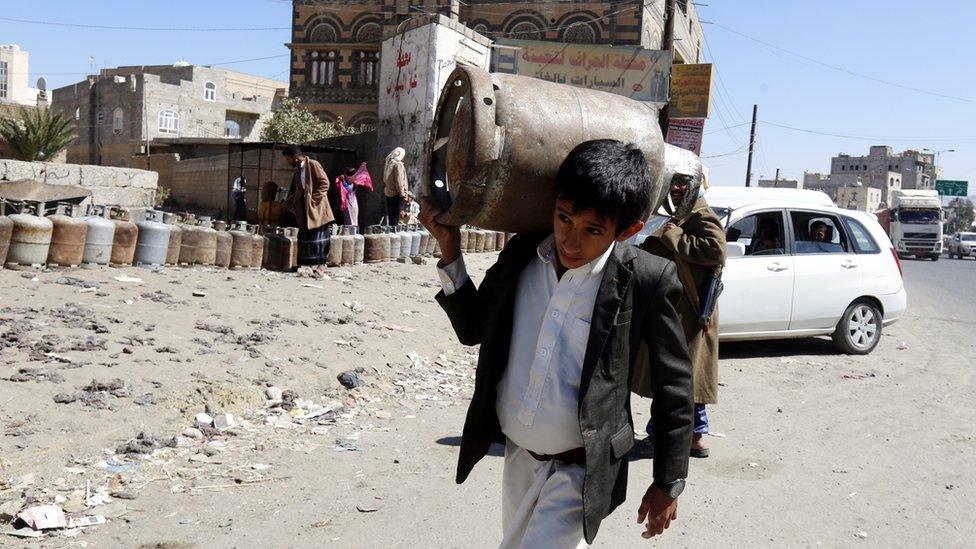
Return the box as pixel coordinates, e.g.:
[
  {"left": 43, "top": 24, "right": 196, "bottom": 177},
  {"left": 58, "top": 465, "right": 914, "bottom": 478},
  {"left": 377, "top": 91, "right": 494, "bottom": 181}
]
[{"left": 936, "top": 180, "right": 969, "bottom": 197}]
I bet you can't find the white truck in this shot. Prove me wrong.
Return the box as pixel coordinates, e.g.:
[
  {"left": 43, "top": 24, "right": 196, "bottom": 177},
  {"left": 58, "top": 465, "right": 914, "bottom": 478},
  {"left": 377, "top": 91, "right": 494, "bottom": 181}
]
[{"left": 878, "top": 189, "right": 945, "bottom": 260}]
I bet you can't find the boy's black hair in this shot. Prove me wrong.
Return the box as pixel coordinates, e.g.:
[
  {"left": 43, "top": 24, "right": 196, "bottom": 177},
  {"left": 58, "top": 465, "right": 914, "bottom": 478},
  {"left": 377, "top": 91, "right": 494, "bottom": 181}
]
[
  {"left": 345, "top": 166, "right": 357, "bottom": 176},
  {"left": 554, "top": 139, "right": 652, "bottom": 233},
  {"left": 282, "top": 144, "right": 303, "bottom": 157}
]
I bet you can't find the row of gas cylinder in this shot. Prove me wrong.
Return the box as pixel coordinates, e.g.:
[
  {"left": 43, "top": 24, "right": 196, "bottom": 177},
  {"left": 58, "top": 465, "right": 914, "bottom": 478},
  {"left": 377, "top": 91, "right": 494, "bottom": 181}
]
[{"left": 0, "top": 200, "right": 513, "bottom": 272}]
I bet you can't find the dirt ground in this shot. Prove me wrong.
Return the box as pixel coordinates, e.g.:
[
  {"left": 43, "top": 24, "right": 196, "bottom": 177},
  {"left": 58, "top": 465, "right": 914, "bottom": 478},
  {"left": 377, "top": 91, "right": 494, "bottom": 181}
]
[{"left": 0, "top": 255, "right": 973, "bottom": 548}]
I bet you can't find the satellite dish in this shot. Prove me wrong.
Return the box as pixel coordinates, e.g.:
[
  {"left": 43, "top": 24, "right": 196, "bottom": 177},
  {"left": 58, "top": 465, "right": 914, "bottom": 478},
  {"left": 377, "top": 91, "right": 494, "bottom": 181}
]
[{"left": 37, "top": 77, "right": 47, "bottom": 91}]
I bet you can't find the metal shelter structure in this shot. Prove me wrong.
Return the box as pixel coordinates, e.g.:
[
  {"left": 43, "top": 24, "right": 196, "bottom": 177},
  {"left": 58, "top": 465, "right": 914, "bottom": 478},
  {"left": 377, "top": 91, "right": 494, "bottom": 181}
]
[{"left": 225, "top": 142, "right": 357, "bottom": 226}]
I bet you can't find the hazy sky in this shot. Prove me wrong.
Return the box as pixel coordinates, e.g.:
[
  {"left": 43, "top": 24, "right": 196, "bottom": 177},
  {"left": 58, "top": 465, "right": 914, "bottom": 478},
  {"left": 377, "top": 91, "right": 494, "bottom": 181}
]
[{"left": 4, "top": 0, "right": 974, "bottom": 190}]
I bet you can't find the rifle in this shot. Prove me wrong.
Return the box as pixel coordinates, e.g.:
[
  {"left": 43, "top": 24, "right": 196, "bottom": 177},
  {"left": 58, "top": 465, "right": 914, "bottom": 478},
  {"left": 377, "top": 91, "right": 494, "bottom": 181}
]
[{"left": 698, "top": 265, "right": 724, "bottom": 331}]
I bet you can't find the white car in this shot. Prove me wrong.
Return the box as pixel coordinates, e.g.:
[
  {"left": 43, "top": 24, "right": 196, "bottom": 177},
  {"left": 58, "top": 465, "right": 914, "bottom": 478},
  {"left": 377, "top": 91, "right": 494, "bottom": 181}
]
[
  {"left": 635, "top": 187, "right": 907, "bottom": 354},
  {"left": 947, "top": 232, "right": 976, "bottom": 259}
]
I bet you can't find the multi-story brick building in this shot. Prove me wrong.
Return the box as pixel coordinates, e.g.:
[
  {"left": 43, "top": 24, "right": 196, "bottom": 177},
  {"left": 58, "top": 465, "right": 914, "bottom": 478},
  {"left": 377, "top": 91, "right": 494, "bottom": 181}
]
[
  {"left": 287, "top": 0, "right": 704, "bottom": 125},
  {"left": 831, "top": 145, "right": 938, "bottom": 191},
  {"left": 51, "top": 64, "right": 286, "bottom": 168}
]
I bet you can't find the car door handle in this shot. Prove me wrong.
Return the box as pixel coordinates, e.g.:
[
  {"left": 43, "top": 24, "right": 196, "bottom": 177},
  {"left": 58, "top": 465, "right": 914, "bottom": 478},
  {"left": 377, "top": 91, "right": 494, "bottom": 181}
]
[
  {"left": 767, "top": 262, "right": 789, "bottom": 272},
  {"left": 841, "top": 260, "right": 858, "bottom": 269}
]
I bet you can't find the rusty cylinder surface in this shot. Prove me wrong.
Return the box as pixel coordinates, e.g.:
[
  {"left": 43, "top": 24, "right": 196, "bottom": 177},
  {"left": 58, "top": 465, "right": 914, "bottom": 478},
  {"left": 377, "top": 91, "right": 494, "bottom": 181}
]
[
  {"left": 6, "top": 212, "right": 53, "bottom": 267},
  {"left": 47, "top": 213, "right": 88, "bottom": 267},
  {"left": 0, "top": 215, "right": 12, "bottom": 267},
  {"left": 249, "top": 233, "right": 264, "bottom": 269},
  {"left": 228, "top": 225, "right": 252, "bottom": 269},
  {"left": 426, "top": 66, "right": 671, "bottom": 233},
  {"left": 110, "top": 220, "right": 138, "bottom": 267}
]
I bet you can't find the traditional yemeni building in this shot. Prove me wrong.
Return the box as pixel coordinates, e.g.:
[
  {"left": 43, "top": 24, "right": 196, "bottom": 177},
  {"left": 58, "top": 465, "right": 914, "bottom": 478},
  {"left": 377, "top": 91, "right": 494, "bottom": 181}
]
[
  {"left": 287, "top": 0, "right": 704, "bottom": 126},
  {"left": 831, "top": 145, "right": 938, "bottom": 191}
]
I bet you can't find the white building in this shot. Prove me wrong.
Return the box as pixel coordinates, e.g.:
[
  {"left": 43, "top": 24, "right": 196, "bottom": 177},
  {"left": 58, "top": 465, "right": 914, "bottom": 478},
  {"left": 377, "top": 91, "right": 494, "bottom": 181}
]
[{"left": 0, "top": 45, "right": 41, "bottom": 107}]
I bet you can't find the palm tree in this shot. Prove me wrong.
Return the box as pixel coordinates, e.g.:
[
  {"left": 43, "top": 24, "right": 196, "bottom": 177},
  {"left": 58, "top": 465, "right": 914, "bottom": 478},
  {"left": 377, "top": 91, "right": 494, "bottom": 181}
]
[{"left": 0, "top": 107, "right": 75, "bottom": 161}]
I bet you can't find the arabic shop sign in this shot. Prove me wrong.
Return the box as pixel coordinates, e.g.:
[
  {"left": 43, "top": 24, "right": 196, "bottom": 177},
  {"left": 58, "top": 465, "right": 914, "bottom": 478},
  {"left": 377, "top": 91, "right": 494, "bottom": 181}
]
[
  {"left": 492, "top": 39, "right": 671, "bottom": 103},
  {"left": 669, "top": 63, "right": 713, "bottom": 119},
  {"left": 666, "top": 118, "right": 705, "bottom": 156}
]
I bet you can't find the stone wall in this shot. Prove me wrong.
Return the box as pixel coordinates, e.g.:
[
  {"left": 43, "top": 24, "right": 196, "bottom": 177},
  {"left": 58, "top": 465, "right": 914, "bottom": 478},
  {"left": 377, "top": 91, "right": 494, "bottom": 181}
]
[{"left": 0, "top": 159, "right": 157, "bottom": 207}]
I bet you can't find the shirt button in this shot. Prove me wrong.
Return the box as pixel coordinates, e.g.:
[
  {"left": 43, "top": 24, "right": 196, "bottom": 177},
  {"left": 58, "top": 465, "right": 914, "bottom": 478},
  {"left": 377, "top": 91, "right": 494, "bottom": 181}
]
[
  {"left": 551, "top": 311, "right": 560, "bottom": 319},
  {"left": 539, "top": 348, "right": 549, "bottom": 357}
]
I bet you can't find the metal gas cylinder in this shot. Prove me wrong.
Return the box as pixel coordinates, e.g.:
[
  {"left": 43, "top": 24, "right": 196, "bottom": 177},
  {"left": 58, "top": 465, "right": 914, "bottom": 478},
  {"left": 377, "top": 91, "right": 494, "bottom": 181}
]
[
  {"left": 339, "top": 225, "right": 356, "bottom": 266},
  {"left": 425, "top": 65, "right": 688, "bottom": 233},
  {"left": 459, "top": 227, "right": 471, "bottom": 253},
  {"left": 494, "top": 230, "right": 506, "bottom": 252},
  {"left": 387, "top": 226, "right": 401, "bottom": 261},
  {"left": 264, "top": 228, "right": 290, "bottom": 271},
  {"left": 433, "top": 238, "right": 442, "bottom": 258},
  {"left": 474, "top": 229, "right": 487, "bottom": 253},
  {"left": 109, "top": 207, "right": 138, "bottom": 267},
  {"left": 177, "top": 214, "right": 200, "bottom": 266},
  {"left": 248, "top": 226, "right": 264, "bottom": 270},
  {"left": 161, "top": 212, "right": 183, "bottom": 266},
  {"left": 134, "top": 210, "right": 172, "bottom": 267},
  {"left": 363, "top": 226, "right": 386, "bottom": 263},
  {"left": 349, "top": 225, "right": 365, "bottom": 265},
  {"left": 0, "top": 201, "right": 13, "bottom": 267},
  {"left": 418, "top": 227, "right": 431, "bottom": 257},
  {"left": 261, "top": 226, "right": 272, "bottom": 270},
  {"left": 47, "top": 203, "right": 88, "bottom": 267},
  {"left": 80, "top": 205, "right": 115, "bottom": 268},
  {"left": 285, "top": 227, "right": 299, "bottom": 271},
  {"left": 212, "top": 220, "right": 232, "bottom": 268},
  {"left": 228, "top": 222, "right": 253, "bottom": 270},
  {"left": 484, "top": 230, "right": 497, "bottom": 252},
  {"left": 398, "top": 228, "right": 412, "bottom": 260},
  {"left": 408, "top": 224, "right": 422, "bottom": 257},
  {"left": 326, "top": 225, "right": 344, "bottom": 267},
  {"left": 6, "top": 201, "right": 53, "bottom": 269},
  {"left": 425, "top": 228, "right": 437, "bottom": 256},
  {"left": 194, "top": 217, "right": 218, "bottom": 266}
]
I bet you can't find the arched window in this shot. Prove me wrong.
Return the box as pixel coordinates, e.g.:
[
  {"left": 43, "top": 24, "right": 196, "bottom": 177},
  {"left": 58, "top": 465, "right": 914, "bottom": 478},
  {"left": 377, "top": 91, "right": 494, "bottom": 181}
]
[
  {"left": 158, "top": 109, "right": 180, "bottom": 135},
  {"left": 204, "top": 81, "right": 216, "bottom": 102},
  {"left": 355, "top": 51, "right": 379, "bottom": 87},
  {"left": 510, "top": 21, "right": 541, "bottom": 40},
  {"left": 112, "top": 108, "right": 124, "bottom": 134},
  {"left": 563, "top": 22, "right": 596, "bottom": 44},
  {"left": 472, "top": 24, "right": 489, "bottom": 36},
  {"left": 308, "top": 51, "right": 337, "bottom": 87},
  {"left": 224, "top": 120, "right": 241, "bottom": 138},
  {"left": 309, "top": 22, "right": 338, "bottom": 43},
  {"left": 356, "top": 22, "right": 381, "bottom": 43}
]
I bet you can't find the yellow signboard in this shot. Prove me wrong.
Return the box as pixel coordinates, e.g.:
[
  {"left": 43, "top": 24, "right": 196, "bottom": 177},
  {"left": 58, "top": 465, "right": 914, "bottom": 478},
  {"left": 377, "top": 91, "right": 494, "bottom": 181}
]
[
  {"left": 493, "top": 39, "right": 672, "bottom": 103},
  {"left": 669, "top": 63, "right": 713, "bottom": 118}
]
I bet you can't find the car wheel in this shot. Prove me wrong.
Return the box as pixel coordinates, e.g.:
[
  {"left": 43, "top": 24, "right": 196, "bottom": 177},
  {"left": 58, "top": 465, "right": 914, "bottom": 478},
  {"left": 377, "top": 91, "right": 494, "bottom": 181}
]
[
  {"left": 931, "top": 255, "right": 939, "bottom": 261},
  {"left": 832, "top": 301, "right": 882, "bottom": 355}
]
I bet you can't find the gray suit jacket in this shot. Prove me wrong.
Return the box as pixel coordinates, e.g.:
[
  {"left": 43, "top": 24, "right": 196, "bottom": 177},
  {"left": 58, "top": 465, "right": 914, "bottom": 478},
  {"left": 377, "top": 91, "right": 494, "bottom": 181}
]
[{"left": 436, "top": 233, "right": 693, "bottom": 543}]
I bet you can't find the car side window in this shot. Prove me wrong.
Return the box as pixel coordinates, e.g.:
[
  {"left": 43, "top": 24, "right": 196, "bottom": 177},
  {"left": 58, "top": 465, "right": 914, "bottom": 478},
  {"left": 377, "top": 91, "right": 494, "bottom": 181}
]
[
  {"left": 791, "top": 211, "right": 850, "bottom": 254},
  {"left": 727, "top": 211, "right": 786, "bottom": 256},
  {"left": 843, "top": 217, "right": 881, "bottom": 254}
]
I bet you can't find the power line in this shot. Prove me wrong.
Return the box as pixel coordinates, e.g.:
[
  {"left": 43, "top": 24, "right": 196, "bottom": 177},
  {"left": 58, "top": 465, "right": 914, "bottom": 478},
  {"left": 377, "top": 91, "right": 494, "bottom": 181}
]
[
  {"left": 0, "top": 15, "right": 290, "bottom": 32},
  {"left": 709, "top": 21, "right": 976, "bottom": 105},
  {"left": 759, "top": 119, "right": 976, "bottom": 142}
]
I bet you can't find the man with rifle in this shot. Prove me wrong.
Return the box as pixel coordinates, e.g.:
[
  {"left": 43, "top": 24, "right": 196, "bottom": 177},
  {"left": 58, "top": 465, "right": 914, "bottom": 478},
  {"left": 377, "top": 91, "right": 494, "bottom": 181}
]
[{"left": 634, "top": 173, "right": 726, "bottom": 458}]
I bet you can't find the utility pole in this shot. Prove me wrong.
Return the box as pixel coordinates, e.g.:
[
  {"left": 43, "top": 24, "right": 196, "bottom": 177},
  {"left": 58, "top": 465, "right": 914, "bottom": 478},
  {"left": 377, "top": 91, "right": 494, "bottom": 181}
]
[
  {"left": 658, "top": 0, "right": 677, "bottom": 137},
  {"left": 745, "top": 104, "right": 758, "bottom": 187},
  {"left": 774, "top": 168, "right": 780, "bottom": 187}
]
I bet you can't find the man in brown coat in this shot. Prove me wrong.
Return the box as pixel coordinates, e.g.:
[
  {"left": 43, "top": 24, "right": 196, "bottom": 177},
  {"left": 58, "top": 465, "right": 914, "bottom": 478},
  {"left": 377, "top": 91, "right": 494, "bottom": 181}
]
[
  {"left": 633, "top": 173, "right": 726, "bottom": 457},
  {"left": 283, "top": 145, "right": 334, "bottom": 274}
]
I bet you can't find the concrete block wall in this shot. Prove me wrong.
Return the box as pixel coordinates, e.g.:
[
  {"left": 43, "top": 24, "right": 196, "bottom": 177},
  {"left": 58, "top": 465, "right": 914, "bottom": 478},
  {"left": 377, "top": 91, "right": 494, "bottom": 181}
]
[{"left": 0, "top": 159, "right": 157, "bottom": 208}]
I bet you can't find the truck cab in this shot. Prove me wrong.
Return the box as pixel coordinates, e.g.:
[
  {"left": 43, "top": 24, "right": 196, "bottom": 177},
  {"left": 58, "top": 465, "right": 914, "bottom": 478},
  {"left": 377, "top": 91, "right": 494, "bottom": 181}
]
[{"left": 887, "top": 189, "right": 944, "bottom": 260}]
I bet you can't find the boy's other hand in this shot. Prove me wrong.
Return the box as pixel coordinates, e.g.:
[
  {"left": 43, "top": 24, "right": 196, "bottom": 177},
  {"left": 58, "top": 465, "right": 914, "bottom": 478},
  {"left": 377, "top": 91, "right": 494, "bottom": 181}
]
[
  {"left": 637, "top": 485, "right": 678, "bottom": 539},
  {"left": 419, "top": 196, "right": 461, "bottom": 265}
]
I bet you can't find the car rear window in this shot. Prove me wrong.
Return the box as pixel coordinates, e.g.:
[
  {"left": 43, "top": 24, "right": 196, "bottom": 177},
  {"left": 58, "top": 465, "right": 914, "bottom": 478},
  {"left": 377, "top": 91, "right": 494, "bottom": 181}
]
[{"left": 843, "top": 217, "right": 881, "bottom": 254}]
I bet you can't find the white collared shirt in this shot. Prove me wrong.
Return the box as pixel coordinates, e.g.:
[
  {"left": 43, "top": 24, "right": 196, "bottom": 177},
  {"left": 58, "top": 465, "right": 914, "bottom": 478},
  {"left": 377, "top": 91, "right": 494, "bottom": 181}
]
[
  {"left": 299, "top": 159, "right": 307, "bottom": 190},
  {"left": 439, "top": 235, "right": 615, "bottom": 455}
]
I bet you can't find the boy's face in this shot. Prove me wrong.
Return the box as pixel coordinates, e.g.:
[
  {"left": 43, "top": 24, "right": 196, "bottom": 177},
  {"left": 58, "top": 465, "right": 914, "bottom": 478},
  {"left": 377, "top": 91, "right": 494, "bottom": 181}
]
[{"left": 552, "top": 198, "right": 644, "bottom": 270}]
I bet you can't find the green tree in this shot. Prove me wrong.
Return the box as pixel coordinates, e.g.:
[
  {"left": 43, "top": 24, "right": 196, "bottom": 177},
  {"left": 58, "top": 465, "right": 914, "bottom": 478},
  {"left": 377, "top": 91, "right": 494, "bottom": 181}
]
[
  {"left": 259, "top": 98, "right": 363, "bottom": 143},
  {"left": 0, "top": 107, "right": 75, "bottom": 161},
  {"left": 946, "top": 198, "right": 975, "bottom": 233}
]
